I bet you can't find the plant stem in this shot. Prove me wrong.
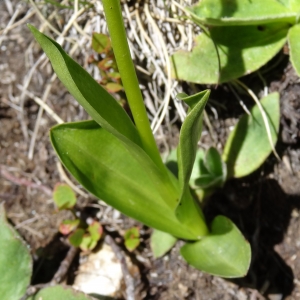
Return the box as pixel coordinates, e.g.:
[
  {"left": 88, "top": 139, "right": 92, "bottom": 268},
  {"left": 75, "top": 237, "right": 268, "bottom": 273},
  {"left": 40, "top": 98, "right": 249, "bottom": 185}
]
[{"left": 102, "top": 0, "right": 165, "bottom": 171}]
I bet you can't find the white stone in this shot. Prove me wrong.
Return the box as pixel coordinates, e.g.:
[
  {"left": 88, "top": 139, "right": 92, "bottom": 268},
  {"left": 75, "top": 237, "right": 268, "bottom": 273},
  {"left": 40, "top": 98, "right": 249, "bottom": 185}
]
[{"left": 73, "top": 243, "right": 123, "bottom": 297}]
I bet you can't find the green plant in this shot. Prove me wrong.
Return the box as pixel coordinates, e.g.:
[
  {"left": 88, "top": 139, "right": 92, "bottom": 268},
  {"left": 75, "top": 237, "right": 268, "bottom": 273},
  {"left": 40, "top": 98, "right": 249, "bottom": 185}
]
[
  {"left": 176, "top": 92, "right": 279, "bottom": 200},
  {"left": 6, "top": 0, "right": 286, "bottom": 296},
  {"left": 0, "top": 203, "right": 97, "bottom": 300},
  {"left": 0, "top": 204, "right": 32, "bottom": 300},
  {"left": 54, "top": 183, "right": 103, "bottom": 251},
  {"left": 53, "top": 183, "right": 140, "bottom": 251},
  {"left": 151, "top": 92, "right": 280, "bottom": 257},
  {"left": 124, "top": 227, "right": 140, "bottom": 252},
  {"left": 26, "top": 0, "right": 251, "bottom": 279},
  {"left": 171, "top": 0, "right": 300, "bottom": 84},
  {"left": 89, "top": 32, "right": 123, "bottom": 94}
]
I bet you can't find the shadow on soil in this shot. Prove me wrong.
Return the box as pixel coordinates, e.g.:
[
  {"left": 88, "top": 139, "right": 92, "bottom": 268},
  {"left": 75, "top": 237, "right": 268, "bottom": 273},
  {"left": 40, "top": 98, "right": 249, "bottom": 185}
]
[{"left": 203, "top": 174, "right": 300, "bottom": 298}]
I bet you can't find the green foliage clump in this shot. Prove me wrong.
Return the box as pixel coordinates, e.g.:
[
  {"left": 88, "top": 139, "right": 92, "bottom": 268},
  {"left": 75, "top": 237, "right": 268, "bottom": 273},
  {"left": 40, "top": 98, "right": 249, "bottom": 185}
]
[{"left": 171, "top": 0, "right": 300, "bottom": 84}]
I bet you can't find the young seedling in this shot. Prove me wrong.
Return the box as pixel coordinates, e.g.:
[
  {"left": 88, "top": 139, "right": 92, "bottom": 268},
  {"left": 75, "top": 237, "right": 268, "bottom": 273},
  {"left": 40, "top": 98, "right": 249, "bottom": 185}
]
[
  {"left": 89, "top": 32, "right": 123, "bottom": 94},
  {"left": 53, "top": 183, "right": 103, "bottom": 251},
  {"left": 27, "top": 0, "right": 251, "bottom": 279},
  {"left": 53, "top": 183, "right": 77, "bottom": 210},
  {"left": 191, "top": 92, "right": 280, "bottom": 199},
  {"left": 172, "top": 0, "right": 300, "bottom": 84},
  {"left": 124, "top": 227, "right": 140, "bottom": 252}
]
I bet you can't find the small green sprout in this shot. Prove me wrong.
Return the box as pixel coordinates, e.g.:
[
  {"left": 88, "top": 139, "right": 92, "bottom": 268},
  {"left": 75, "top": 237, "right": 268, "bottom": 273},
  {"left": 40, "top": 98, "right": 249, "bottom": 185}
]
[
  {"left": 53, "top": 183, "right": 77, "bottom": 210},
  {"left": 53, "top": 183, "right": 103, "bottom": 251},
  {"left": 124, "top": 227, "right": 140, "bottom": 252},
  {"left": 90, "top": 32, "right": 123, "bottom": 94}
]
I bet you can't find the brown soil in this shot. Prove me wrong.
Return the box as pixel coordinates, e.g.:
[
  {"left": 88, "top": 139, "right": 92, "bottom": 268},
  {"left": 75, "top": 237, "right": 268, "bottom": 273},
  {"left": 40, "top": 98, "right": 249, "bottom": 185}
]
[{"left": 1, "top": 1, "right": 300, "bottom": 300}]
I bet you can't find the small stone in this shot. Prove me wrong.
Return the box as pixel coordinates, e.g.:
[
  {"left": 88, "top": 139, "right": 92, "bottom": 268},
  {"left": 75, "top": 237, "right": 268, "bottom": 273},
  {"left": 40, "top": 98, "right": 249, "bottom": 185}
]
[
  {"left": 268, "top": 294, "right": 283, "bottom": 300},
  {"left": 73, "top": 243, "right": 133, "bottom": 297}
]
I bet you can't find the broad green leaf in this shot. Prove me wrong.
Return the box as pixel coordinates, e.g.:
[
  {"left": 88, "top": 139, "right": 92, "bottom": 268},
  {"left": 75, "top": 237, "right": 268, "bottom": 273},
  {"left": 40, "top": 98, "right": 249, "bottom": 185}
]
[
  {"left": 171, "top": 23, "right": 289, "bottom": 84},
  {"left": 277, "top": 0, "right": 300, "bottom": 11},
  {"left": 288, "top": 24, "right": 300, "bottom": 76},
  {"left": 223, "top": 93, "right": 280, "bottom": 178},
  {"left": 176, "top": 91, "right": 210, "bottom": 237},
  {"left": 150, "top": 229, "right": 177, "bottom": 258},
  {"left": 290, "top": 0, "right": 300, "bottom": 11},
  {"left": 28, "top": 25, "right": 141, "bottom": 147},
  {"left": 189, "top": 0, "right": 297, "bottom": 26},
  {"left": 53, "top": 183, "right": 77, "bottom": 209},
  {"left": 180, "top": 215, "right": 251, "bottom": 278},
  {"left": 27, "top": 285, "right": 93, "bottom": 300},
  {"left": 124, "top": 227, "right": 140, "bottom": 252},
  {"left": 0, "top": 203, "right": 32, "bottom": 300},
  {"left": 50, "top": 120, "right": 200, "bottom": 240}
]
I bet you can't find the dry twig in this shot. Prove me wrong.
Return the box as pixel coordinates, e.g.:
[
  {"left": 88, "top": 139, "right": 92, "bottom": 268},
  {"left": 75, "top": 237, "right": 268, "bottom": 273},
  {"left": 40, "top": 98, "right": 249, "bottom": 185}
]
[
  {"left": 1, "top": 165, "right": 52, "bottom": 196},
  {"left": 51, "top": 246, "right": 79, "bottom": 284},
  {"left": 22, "top": 246, "right": 79, "bottom": 299},
  {"left": 105, "top": 235, "right": 135, "bottom": 300}
]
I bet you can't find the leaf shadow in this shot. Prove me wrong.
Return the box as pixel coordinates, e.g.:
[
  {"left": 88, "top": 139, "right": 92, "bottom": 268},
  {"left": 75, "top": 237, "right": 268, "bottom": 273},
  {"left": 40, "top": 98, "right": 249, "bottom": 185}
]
[
  {"left": 210, "top": 23, "right": 289, "bottom": 83},
  {"left": 209, "top": 0, "right": 290, "bottom": 83},
  {"left": 203, "top": 176, "right": 299, "bottom": 297}
]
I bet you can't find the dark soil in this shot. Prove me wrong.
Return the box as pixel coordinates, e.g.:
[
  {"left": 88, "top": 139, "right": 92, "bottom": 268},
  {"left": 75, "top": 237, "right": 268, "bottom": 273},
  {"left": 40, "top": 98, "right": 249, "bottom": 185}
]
[{"left": 1, "top": 2, "right": 300, "bottom": 300}]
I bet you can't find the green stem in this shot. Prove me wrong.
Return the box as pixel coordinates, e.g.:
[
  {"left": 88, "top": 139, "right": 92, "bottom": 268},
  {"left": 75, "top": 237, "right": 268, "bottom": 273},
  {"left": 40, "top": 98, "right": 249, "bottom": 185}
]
[{"left": 102, "top": 0, "right": 165, "bottom": 171}]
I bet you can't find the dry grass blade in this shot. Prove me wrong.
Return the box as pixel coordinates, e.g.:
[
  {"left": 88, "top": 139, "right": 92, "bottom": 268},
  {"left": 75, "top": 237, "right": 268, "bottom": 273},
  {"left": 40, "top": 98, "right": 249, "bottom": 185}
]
[{"left": 17, "top": 85, "right": 64, "bottom": 125}]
